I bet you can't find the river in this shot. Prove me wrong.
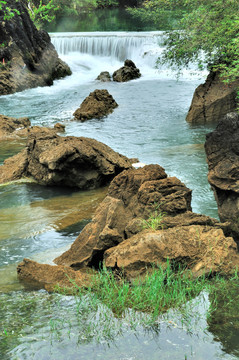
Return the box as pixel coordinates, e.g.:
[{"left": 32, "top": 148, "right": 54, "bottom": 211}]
[{"left": 0, "top": 30, "right": 238, "bottom": 359}]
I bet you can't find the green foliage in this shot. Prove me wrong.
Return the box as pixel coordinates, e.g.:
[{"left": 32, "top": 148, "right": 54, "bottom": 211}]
[
  {"left": 128, "top": 0, "right": 239, "bottom": 82},
  {"left": 142, "top": 202, "right": 166, "bottom": 230},
  {"left": 67, "top": 262, "right": 210, "bottom": 317},
  {"left": 0, "top": 0, "right": 20, "bottom": 20},
  {"left": 27, "top": 0, "right": 58, "bottom": 28}
]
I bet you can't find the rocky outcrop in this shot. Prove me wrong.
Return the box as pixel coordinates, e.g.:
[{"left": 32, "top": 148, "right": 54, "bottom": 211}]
[
  {"left": 0, "top": 130, "right": 132, "bottom": 187},
  {"left": 0, "top": 114, "right": 65, "bottom": 140},
  {"left": 0, "top": 0, "right": 71, "bottom": 95},
  {"left": 17, "top": 164, "right": 239, "bottom": 289},
  {"left": 54, "top": 165, "right": 230, "bottom": 272},
  {"left": 113, "top": 59, "right": 141, "bottom": 82},
  {"left": 205, "top": 112, "right": 239, "bottom": 240},
  {"left": 73, "top": 89, "right": 118, "bottom": 121},
  {"left": 186, "top": 71, "right": 239, "bottom": 124},
  {"left": 96, "top": 71, "right": 111, "bottom": 82}
]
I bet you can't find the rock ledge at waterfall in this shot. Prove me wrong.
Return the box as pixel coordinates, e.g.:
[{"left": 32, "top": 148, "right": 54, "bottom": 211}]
[
  {"left": 17, "top": 165, "right": 239, "bottom": 291},
  {"left": 0, "top": 0, "right": 71, "bottom": 95}
]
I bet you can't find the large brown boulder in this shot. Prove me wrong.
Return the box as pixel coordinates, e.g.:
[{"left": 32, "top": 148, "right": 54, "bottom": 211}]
[
  {"left": 73, "top": 89, "right": 118, "bottom": 121},
  {"left": 113, "top": 59, "right": 141, "bottom": 82},
  {"left": 0, "top": 130, "right": 132, "bottom": 188},
  {"left": 0, "top": 0, "right": 71, "bottom": 95},
  {"left": 205, "top": 112, "right": 239, "bottom": 240},
  {"left": 186, "top": 71, "right": 239, "bottom": 124},
  {"left": 104, "top": 226, "right": 239, "bottom": 278},
  {"left": 54, "top": 165, "right": 221, "bottom": 269}
]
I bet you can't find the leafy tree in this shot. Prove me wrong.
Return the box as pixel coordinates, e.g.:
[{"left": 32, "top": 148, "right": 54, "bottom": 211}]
[{"left": 128, "top": 0, "right": 239, "bottom": 82}]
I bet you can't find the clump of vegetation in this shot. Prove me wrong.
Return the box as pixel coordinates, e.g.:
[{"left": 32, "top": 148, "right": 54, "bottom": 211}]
[
  {"left": 142, "top": 202, "right": 166, "bottom": 230},
  {"left": 60, "top": 262, "right": 215, "bottom": 317}
]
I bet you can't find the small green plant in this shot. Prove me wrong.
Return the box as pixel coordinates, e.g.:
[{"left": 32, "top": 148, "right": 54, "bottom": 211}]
[{"left": 142, "top": 202, "right": 166, "bottom": 230}]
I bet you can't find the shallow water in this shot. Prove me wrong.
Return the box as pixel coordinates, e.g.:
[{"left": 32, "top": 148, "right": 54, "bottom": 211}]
[{"left": 0, "top": 30, "right": 238, "bottom": 359}]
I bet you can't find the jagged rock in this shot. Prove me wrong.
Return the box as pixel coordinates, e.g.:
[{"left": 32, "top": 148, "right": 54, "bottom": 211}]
[
  {"left": 54, "top": 165, "right": 223, "bottom": 270},
  {"left": 0, "top": 130, "right": 132, "bottom": 188},
  {"left": 104, "top": 226, "right": 239, "bottom": 278},
  {"left": 0, "top": 114, "right": 30, "bottom": 139},
  {"left": 186, "top": 71, "right": 239, "bottom": 124},
  {"left": 17, "top": 259, "right": 91, "bottom": 292},
  {"left": 96, "top": 71, "right": 111, "bottom": 82},
  {"left": 73, "top": 89, "right": 118, "bottom": 121},
  {"left": 113, "top": 59, "right": 141, "bottom": 82},
  {"left": 0, "top": 0, "right": 71, "bottom": 95},
  {"left": 205, "top": 112, "right": 239, "bottom": 240}
]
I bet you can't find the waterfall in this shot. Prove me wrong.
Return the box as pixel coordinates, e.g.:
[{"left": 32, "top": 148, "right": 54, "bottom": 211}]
[{"left": 50, "top": 31, "right": 164, "bottom": 68}]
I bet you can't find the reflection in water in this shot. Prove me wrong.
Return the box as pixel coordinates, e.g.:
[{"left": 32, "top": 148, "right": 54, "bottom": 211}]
[
  {"left": 207, "top": 280, "right": 239, "bottom": 358},
  {"left": 0, "top": 290, "right": 238, "bottom": 360}
]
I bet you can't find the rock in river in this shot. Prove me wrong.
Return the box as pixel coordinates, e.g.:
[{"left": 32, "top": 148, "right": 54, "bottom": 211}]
[
  {"left": 73, "top": 89, "right": 118, "bottom": 121},
  {"left": 113, "top": 59, "right": 141, "bottom": 82},
  {"left": 0, "top": 130, "right": 132, "bottom": 188}
]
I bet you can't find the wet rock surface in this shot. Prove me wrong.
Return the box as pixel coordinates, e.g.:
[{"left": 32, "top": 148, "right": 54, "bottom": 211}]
[
  {"left": 205, "top": 112, "right": 239, "bottom": 240},
  {"left": 73, "top": 89, "right": 118, "bottom": 121},
  {"left": 186, "top": 71, "right": 239, "bottom": 124},
  {"left": 0, "top": 130, "right": 132, "bottom": 187},
  {"left": 113, "top": 59, "right": 141, "bottom": 82},
  {"left": 0, "top": 0, "right": 71, "bottom": 95}
]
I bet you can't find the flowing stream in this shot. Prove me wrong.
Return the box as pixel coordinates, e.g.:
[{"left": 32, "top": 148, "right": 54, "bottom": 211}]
[{"left": 0, "top": 30, "right": 238, "bottom": 359}]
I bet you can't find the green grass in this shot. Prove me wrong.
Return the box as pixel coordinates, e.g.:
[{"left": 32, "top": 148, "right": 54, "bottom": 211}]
[
  {"left": 142, "top": 202, "right": 166, "bottom": 230},
  {"left": 64, "top": 262, "right": 216, "bottom": 318}
]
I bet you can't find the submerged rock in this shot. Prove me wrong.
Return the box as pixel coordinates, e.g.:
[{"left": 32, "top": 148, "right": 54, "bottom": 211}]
[
  {"left": 205, "top": 112, "right": 239, "bottom": 241},
  {"left": 0, "top": 0, "right": 71, "bottom": 95},
  {"left": 96, "top": 71, "right": 111, "bottom": 82},
  {"left": 186, "top": 71, "right": 239, "bottom": 124},
  {"left": 73, "top": 89, "right": 118, "bottom": 121},
  {"left": 0, "top": 130, "right": 132, "bottom": 188},
  {"left": 113, "top": 59, "right": 141, "bottom": 82}
]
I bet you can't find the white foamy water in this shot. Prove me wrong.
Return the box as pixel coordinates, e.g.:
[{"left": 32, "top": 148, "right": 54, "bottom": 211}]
[{"left": 50, "top": 31, "right": 207, "bottom": 81}]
